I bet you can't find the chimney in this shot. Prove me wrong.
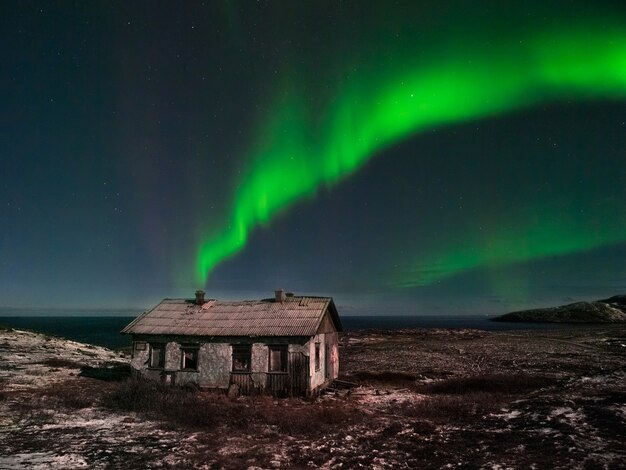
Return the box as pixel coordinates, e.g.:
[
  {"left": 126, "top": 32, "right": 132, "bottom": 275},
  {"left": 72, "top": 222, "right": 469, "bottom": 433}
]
[
  {"left": 275, "top": 289, "right": 286, "bottom": 303},
  {"left": 195, "top": 290, "right": 205, "bottom": 305}
]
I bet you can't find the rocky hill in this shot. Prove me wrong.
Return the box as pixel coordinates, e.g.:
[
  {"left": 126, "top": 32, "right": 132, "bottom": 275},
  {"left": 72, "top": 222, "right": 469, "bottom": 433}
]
[{"left": 493, "top": 295, "right": 626, "bottom": 323}]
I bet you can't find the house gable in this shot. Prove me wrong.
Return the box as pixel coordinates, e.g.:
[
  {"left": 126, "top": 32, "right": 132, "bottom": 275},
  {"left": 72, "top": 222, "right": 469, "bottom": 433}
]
[
  {"left": 316, "top": 310, "right": 337, "bottom": 335},
  {"left": 313, "top": 299, "right": 342, "bottom": 334}
]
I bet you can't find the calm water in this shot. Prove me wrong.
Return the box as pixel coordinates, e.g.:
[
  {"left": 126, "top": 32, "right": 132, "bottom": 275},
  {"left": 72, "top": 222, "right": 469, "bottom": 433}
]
[
  {"left": 0, "top": 316, "right": 136, "bottom": 349},
  {"left": 0, "top": 311, "right": 574, "bottom": 350}
]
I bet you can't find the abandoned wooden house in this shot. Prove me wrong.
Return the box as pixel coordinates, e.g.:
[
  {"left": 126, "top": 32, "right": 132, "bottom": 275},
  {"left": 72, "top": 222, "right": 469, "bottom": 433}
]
[{"left": 121, "top": 290, "right": 342, "bottom": 396}]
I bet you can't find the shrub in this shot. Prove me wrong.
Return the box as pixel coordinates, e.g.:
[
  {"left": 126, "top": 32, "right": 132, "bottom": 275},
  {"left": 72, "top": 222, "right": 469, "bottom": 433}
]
[
  {"left": 257, "top": 401, "right": 359, "bottom": 436},
  {"left": 103, "top": 378, "right": 362, "bottom": 435},
  {"left": 37, "top": 381, "right": 99, "bottom": 409},
  {"left": 103, "top": 378, "right": 250, "bottom": 428},
  {"left": 39, "top": 358, "right": 85, "bottom": 369},
  {"left": 395, "top": 393, "right": 498, "bottom": 422},
  {"left": 79, "top": 364, "right": 130, "bottom": 381},
  {"left": 351, "top": 370, "right": 417, "bottom": 385}
]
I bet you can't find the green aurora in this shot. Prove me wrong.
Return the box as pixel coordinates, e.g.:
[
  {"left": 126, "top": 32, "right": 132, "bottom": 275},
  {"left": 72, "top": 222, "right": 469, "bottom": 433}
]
[{"left": 196, "top": 18, "right": 626, "bottom": 287}]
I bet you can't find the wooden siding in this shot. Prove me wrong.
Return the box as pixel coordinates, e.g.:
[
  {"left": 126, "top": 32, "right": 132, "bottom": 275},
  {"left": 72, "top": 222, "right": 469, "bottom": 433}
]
[{"left": 228, "top": 352, "right": 309, "bottom": 397}]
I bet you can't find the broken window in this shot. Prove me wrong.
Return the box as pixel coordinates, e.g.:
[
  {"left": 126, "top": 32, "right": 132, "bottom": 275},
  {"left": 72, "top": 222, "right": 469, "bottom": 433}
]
[
  {"left": 181, "top": 347, "right": 199, "bottom": 371},
  {"left": 268, "top": 345, "right": 288, "bottom": 373},
  {"left": 149, "top": 343, "right": 165, "bottom": 369},
  {"left": 315, "top": 343, "right": 321, "bottom": 371},
  {"left": 232, "top": 344, "right": 251, "bottom": 372}
]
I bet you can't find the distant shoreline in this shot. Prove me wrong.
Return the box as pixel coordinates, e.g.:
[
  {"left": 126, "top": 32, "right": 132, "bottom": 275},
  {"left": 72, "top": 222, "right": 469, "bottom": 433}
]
[
  {"left": 0, "top": 314, "right": 614, "bottom": 351},
  {"left": 492, "top": 296, "right": 626, "bottom": 324}
]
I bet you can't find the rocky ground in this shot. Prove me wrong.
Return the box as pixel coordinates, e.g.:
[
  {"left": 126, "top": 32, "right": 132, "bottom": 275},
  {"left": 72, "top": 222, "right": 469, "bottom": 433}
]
[{"left": 0, "top": 325, "right": 624, "bottom": 469}]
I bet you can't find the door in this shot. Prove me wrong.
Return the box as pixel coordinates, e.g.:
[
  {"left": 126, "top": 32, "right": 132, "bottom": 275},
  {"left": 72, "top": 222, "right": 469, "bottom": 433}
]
[{"left": 288, "top": 352, "right": 309, "bottom": 396}]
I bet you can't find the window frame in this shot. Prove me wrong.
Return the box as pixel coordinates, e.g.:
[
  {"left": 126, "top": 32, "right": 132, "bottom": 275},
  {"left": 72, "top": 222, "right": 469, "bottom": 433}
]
[
  {"left": 268, "top": 344, "right": 288, "bottom": 373},
  {"left": 149, "top": 343, "right": 166, "bottom": 369},
  {"left": 231, "top": 344, "right": 252, "bottom": 372},
  {"left": 180, "top": 346, "right": 199, "bottom": 371},
  {"left": 314, "top": 342, "right": 321, "bottom": 372}
]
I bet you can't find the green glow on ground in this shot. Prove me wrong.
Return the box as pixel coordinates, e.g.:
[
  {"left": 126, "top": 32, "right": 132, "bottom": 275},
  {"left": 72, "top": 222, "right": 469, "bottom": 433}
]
[{"left": 196, "top": 21, "right": 626, "bottom": 285}]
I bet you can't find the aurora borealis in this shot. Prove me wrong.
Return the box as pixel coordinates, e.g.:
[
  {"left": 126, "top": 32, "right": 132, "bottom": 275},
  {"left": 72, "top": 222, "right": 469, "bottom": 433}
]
[
  {"left": 2, "top": 1, "right": 625, "bottom": 311},
  {"left": 197, "top": 18, "right": 626, "bottom": 286}
]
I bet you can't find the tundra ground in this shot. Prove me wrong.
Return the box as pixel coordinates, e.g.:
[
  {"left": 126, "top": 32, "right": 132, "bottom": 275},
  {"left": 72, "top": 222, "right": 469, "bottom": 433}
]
[{"left": 0, "top": 325, "right": 624, "bottom": 469}]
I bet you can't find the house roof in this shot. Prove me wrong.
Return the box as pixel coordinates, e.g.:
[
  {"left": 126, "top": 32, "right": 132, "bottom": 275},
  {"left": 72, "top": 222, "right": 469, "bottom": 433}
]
[{"left": 121, "top": 296, "right": 342, "bottom": 337}]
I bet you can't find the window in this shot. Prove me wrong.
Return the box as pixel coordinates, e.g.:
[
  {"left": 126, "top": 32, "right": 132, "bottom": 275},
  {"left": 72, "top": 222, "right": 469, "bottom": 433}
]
[
  {"left": 181, "top": 347, "right": 199, "bottom": 371},
  {"left": 315, "top": 343, "right": 320, "bottom": 371},
  {"left": 232, "top": 344, "right": 251, "bottom": 372},
  {"left": 149, "top": 343, "right": 165, "bottom": 369},
  {"left": 268, "top": 345, "right": 288, "bottom": 373}
]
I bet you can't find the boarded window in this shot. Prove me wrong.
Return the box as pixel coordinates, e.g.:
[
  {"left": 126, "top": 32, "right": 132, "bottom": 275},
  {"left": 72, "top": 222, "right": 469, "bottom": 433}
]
[
  {"left": 181, "top": 348, "right": 199, "bottom": 370},
  {"left": 232, "top": 344, "right": 251, "bottom": 372},
  {"left": 315, "top": 343, "right": 320, "bottom": 371},
  {"left": 268, "top": 345, "right": 288, "bottom": 372},
  {"left": 149, "top": 343, "right": 165, "bottom": 368}
]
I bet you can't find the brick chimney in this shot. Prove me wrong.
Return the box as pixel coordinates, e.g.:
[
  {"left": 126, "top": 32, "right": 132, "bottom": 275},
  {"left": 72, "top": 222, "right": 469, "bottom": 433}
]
[
  {"left": 195, "top": 290, "right": 205, "bottom": 305},
  {"left": 275, "top": 289, "right": 286, "bottom": 302}
]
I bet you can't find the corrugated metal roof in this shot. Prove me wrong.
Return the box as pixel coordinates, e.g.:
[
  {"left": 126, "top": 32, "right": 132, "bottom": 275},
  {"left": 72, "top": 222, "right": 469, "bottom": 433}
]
[{"left": 121, "top": 296, "right": 342, "bottom": 337}]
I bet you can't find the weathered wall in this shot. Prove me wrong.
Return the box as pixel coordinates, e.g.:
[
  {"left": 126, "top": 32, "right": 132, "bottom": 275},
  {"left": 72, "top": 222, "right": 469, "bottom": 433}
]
[
  {"left": 309, "top": 333, "right": 339, "bottom": 392},
  {"left": 308, "top": 311, "right": 340, "bottom": 394},
  {"left": 165, "top": 342, "right": 180, "bottom": 371},
  {"left": 130, "top": 340, "right": 149, "bottom": 370},
  {"left": 289, "top": 343, "right": 308, "bottom": 355},
  {"left": 250, "top": 343, "right": 268, "bottom": 388},
  {"left": 129, "top": 333, "right": 334, "bottom": 394},
  {"left": 192, "top": 342, "right": 231, "bottom": 388},
  {"left": 316, "top": 312, "right": 337, "bottom": 334},
  {"left": 326, "top": 332, "right": 339, "bottom": 379},
  {"left": 130, "top": 338, "right": 231, "bottom": 387}
]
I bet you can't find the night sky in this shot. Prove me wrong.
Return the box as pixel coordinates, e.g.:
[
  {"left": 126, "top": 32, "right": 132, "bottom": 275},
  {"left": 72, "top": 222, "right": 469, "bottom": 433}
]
[{"left": 2, "top": 1, "right": 625, "bottom": 313}]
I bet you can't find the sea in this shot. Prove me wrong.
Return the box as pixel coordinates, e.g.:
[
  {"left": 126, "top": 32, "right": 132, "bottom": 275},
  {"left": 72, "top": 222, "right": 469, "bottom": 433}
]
[{"left": 0, "top": 309, "right": 578, "bottom": 350}]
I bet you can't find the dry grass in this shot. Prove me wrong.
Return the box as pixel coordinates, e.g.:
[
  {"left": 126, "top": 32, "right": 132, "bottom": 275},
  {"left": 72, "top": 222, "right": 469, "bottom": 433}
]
[
  {"left": 417, "top": 373, "right": 556, "bottom": 395},
  {"left": 40, "top": 381, "right": 99, "bottom": 409},
  {"left": 104, "top": 379, "right": 251, "bottom": 428},
  {"left": 103, "top": 378, "right": 360, "bottom": 436},
  {"left": 395, "top": 393, "right": 500, "bottom": 422},
  {"left": 260, "top": 400, "right": 358, "bottom": 436},
  {"left": 30, "top": 372, "right": 552, "bottom": 433},
  {"left": 5, "top": 378, "right": 113, "bottom": 413},
  {"left": 384, "top": 374, "right": 557, "bottom": 423},
  {"left": 0, "top": 378, "right": 8, "bottom": 402},
  {"left": 351, "top": 371, "right": 556, "bottom": 395}
]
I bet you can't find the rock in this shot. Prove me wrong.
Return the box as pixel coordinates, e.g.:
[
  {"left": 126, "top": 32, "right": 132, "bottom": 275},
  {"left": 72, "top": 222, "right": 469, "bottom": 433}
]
[{"left": 598, "top": 295, "right": 626, "bottom": 310}]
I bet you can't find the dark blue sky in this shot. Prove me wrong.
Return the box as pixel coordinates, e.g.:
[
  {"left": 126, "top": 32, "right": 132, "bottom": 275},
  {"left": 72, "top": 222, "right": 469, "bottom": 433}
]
[{"left": 1, "top": 1, "right": 625, "bottom": 313}]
